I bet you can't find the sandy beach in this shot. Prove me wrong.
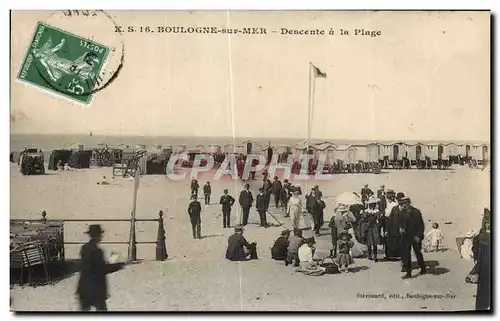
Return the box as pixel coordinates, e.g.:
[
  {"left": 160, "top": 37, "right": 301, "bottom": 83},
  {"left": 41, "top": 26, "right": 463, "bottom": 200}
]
[{"left": 10, "top": 164, "right": 489, "bottom": 311}]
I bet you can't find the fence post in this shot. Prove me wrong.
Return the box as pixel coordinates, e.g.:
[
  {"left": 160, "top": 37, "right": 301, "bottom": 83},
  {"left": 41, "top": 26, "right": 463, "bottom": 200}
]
[
  {"left": 156, "top": 210, "right": 168, "bottom": 261},
  {"left": 128, "top": 212, "right": 137, "bottom": 262},
  {"left": 41, "top": 210, "right": 47, "bottom": 224}
]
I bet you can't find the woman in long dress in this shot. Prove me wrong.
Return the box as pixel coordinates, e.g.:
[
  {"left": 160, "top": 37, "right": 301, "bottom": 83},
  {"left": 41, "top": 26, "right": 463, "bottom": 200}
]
[
  {"left": 362, "top": 196, "right": 382, "bottom": 261},
  {"left": 287, "top": 190, "right": 303, "bottom": 230}
]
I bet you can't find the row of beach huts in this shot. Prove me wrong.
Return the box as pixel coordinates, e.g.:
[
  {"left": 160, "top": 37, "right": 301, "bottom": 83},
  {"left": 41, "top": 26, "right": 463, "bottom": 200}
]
[{"left": 11, "top": 140, "right": 490, "bottom": 176}]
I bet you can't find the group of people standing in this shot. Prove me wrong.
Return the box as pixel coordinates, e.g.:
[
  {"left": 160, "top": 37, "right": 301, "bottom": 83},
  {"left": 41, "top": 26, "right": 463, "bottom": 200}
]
[
  {"left": 189, "top": 177, "right": 430, "bottom": 278},
  {"left": 343, "top": 184, "right": 427, "bottom": 278}
]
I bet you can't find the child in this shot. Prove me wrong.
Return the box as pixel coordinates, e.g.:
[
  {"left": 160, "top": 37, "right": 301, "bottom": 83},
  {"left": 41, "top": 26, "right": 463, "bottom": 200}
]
[
  {"left": 285, "top": 229, "right": 304, "bottom": 267},
  {"left": 423, "top": 223, "right": 444, "bottom": 252},
  {"left": 337, "top": 230, "right": 354, "bottom": 273}
]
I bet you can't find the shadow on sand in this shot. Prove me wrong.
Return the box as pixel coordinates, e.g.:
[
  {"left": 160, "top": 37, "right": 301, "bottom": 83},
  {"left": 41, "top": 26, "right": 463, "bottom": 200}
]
[
  {"left": 201, "top": 234, "right": 224, "bottom": 239},
  {"left": 410, "top": 260, "right": 449, "bottom": 276},
  {"left": 349, "top": 266, "right": 370, "bottom": 273},
  {"left": 10, "top": 258, "right": 132, "bottom": 287}
]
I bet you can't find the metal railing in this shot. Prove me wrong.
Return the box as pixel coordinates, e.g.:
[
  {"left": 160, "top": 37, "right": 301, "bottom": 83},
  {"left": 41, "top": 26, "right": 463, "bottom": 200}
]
[{"left": 10, "top": 210, "right": 168, "bottom": 262}]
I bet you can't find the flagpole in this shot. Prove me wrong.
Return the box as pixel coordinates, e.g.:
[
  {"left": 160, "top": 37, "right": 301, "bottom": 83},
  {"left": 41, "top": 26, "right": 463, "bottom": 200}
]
[
  {"left": 306, "top": 62, "right": 313, "bottom": 193},
  {"left": 307, "top": 62, "right": 312, "bottom": 151},
  {"left": 310, "top": 70, "right": 317, "bottom": 136}
]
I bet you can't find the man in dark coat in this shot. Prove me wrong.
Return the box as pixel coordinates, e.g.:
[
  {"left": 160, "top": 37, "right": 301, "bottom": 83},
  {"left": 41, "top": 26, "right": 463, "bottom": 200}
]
[
  {"left": 377, "top": 185, "right": 387, "bottom": 213},
  {"left": 262, "top": 178, "right": 273, "bottom": 211},
  {"left": 313, "top": 185, "right": 323, "bottom": 198},
  {"left": 271, "top": 229, "right": 290, "bottom": 260},
  {"left": 312, "top": 194, "right": 326, "bottom": 236},
  {"left": 281, "top": 179, "right": 292, "bottom": 215},
  {"left": 191, "top": 179, "right": 200, "bottom": 198},
  {"left": 271, "top": 176, "right": 283, "bottom": 208},
  {"left": 188, "top": 194, "right": 202, "bottom": 239},
  {"left": 226, "top": 226, "right": 255, "bottom": 261},
  {"left": 473, "top": 218, "right": 491, "bottom": 310},
  {"left": 76, "top": 225, "right": 124, "bottom": 311},
  {"left": 203, "top": 181, "right": 211, "bottom": 205},
  {"left": 398, "top": 197, "right": 426, "bottom": 279},
  {"left": 361, "top": 184, "right": 374, "bottom": 207},
  {"left": 239, "top": 184, "right": 254, "bottom": 226},
  {"left": 256, "top": 187, "right": 268, "bottom": 227},
  {"left": 384, "top": 192, "right": 404, "bottom": 260},
  {"left": 219, "top": 189, "right": 235, "bottom": 228}
]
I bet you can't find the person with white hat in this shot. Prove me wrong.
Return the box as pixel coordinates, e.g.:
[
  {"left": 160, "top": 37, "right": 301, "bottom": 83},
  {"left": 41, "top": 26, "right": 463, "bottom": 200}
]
[
  {"left": 363, "top": 195, "right": 382, "bottom": 262},
  {"left": 329, "top": 204, "right": 356, "bottom": 258}
]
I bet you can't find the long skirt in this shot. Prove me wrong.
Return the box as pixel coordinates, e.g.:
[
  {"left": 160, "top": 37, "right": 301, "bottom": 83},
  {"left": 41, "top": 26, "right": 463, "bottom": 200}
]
[{"left": 386, "top": 236, "right": 402, "bottom": 258}]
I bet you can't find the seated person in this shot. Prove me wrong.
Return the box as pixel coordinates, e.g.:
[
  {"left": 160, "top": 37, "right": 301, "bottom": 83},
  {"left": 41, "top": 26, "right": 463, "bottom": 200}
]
[
  {"left": 285, "top": 229, "right": 304, "bottom": 267},
  {"left": 271, "top": 229, "right": 290, "bottom": 260},
  {"left": 298, "top": 237, "right": 316, "bottom": 264},
  {"left": 296, "top": 237, "right": 326, "bottom": 275},
  {"left": 226, "top": 226, "right": 256, "bottom": 261}
]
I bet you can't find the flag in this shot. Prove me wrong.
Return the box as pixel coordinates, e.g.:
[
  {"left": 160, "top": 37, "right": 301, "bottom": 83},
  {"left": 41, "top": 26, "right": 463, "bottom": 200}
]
[{"left": 312, "top": 65, "right": 327, "bottom": 78}]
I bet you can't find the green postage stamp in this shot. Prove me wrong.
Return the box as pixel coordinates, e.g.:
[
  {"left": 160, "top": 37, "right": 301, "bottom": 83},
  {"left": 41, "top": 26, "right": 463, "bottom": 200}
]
[{"left": 17, "top": 22, "right": 109, "bottom": 105}]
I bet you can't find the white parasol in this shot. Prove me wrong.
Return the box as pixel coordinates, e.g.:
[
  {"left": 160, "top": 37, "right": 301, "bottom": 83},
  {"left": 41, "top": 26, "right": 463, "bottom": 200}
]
[{"left": 335, "top": 192, "right": 363, "bottom": 207}]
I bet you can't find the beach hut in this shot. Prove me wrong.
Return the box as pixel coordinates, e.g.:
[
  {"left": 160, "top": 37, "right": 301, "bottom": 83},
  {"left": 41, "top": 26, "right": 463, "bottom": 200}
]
[
  {"left": 313, "top": 141, "right": 336, "bottom": 151},
  {"left": 324, "top": 145, "right": 337, "bottom": 165},
  {"left": 353, "top": 145, "right": 367, "bottom": 162},
  {"left": 193, "top": 144, "right": 205, "bottom": 153},
  {"left": 406, "top": 143, "right": 427, "bottom": 161},
  {"left": 377, "top": 144, "right": 391, "bottom": 159},
  {"left": 294, "top": 140, "right": 310, "bottom": 151},
  {"left": 387, "top": 142, "right": 407, "bottom": 161},
  {"left": 480, "top": 144, "right": 489, "bottom": 162},
  {"left": 469, "top": 145, "right": 484, "bottom": 160},
  {"left": 241, "top": 140, "right": 264, "bottom": 154},
  {"left": 423, "top": 143, "right": 440, "bottom": 160},
  {"left": 223, "top": 143, "right": 235, "bottom": 154},
  {"left": 358, "top": 143, "right": 380, "bottom": 162},
  {"left": 208, "top": 144, "right": 222, "bottom": 154},
  {"left": 446, "top": 143, "right": 460, "bottom": 157},
  {"left": 234, "top": 144, "right": 246, "bottom": 155},
  {"left": 335, "top": 144, "right": 358, "bottom": 164}
]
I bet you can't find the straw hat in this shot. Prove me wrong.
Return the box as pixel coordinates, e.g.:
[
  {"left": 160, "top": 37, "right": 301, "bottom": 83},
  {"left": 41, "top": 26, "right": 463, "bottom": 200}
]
[
  {"left": 337, "top": 204, "right": 348, "bottom": 212},
  {"left": 366, "top": 196, "right": 380, "bottom": 205}
]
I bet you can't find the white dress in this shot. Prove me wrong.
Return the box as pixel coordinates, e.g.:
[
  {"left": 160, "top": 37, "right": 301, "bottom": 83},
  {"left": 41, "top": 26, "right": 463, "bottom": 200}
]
[
  {"left": 425, "top": 229, "right": 444, "bottom": 246},
  {"left": 287, "top": 196, "right": 303, "bottom": 229}
]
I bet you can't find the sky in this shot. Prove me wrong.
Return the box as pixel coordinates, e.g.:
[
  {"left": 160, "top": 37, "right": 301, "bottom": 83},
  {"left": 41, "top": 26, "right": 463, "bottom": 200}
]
[{"left": 10, "top": 10, "right": 490, "bottom": 142}]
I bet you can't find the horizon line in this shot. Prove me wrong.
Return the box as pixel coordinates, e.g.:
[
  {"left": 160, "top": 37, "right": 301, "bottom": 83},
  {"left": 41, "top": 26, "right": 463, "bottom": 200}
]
[{"left": 10, "top": 133, "right": 489, "bottom": 144}]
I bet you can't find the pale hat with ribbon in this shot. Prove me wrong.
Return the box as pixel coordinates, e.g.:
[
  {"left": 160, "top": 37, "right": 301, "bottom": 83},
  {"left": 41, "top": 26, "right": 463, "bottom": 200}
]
[{"left": 366, "top": 196, "right": 380, "bottom": 205}]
